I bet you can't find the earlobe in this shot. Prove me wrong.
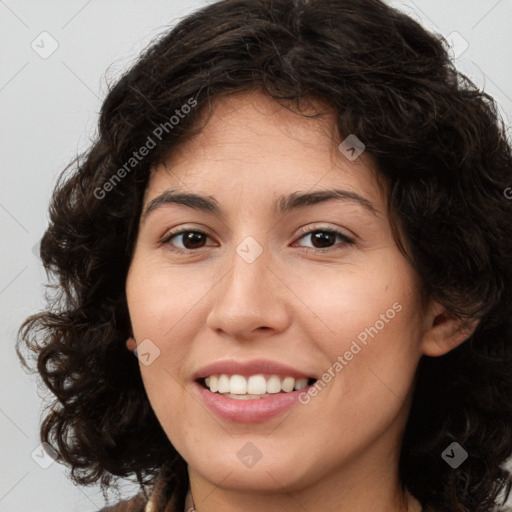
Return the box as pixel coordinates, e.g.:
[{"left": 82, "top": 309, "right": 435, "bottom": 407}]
[
  {"left": 126, "top": 337, "right": 137, "bottom": 352},
  {"left": 421, "top": 302, "right": 479, "bottom": 357}
]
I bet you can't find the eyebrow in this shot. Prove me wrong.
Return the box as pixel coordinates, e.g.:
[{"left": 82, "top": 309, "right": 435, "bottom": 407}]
[{"left": 142, "top": 188, "right": 379, "bottom": 220}]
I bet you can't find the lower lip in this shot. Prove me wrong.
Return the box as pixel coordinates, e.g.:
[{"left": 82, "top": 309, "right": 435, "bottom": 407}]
[{"left": 194, "top": 381, "right": 313, "bottom": 423}]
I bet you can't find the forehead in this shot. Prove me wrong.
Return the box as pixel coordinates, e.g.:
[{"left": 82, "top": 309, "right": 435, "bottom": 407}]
[
  {"left": 144, "top": 90, "right": 385, "bottom": 209},
  {"left": 167, "top": 91, "right": 342, "bottom": 166}
]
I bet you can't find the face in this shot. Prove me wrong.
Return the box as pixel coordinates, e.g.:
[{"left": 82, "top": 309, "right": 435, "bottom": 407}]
[{"left": 126, "top": 91, "right": 430, "bottom": 496}]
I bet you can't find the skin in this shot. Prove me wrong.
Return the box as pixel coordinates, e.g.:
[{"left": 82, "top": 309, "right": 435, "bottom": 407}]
[{"left": 125, "top": 90, "right": 475, "bottom": 512}]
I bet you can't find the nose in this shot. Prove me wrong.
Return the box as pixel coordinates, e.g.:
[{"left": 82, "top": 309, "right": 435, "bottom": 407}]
[{"left": 205, "top": 240, "right": 291, "bottom": 341}]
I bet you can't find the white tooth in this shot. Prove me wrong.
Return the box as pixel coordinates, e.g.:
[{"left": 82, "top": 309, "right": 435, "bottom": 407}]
[
  {"left": 266, "top": 375, "right": 282, "bottom": 393},
  {"left": 208, "top": 374, "right": 307, "bottom": 395},
  {"left": 209, "top": 375, "right": 219, "bottom": 392},
  {"left": 247, "top": 375, "right": 267, "bottom": 394},
  {"left": 281, "top": 377, "right": 295, "bottom": 393},
  {"left": 218, "top": 374, "right": 230, "bottom": 393},
  {"left": 294, "top": 378, "right": 308, "bottom": 390},
  {"left": 229, "top": 374, "right": 247, "bottom": 394}
]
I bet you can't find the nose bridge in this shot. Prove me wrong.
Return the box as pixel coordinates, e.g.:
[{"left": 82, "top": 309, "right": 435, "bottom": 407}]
[
  {"left": 206, "top": 232, "right": 288, "bottom": 336},
  {"left": 226, "top": 234, "right": 271, "bottom": 303}
]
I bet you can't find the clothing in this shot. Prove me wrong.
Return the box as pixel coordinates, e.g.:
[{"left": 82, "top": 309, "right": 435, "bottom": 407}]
[
  {"left": 98, "top": 493, "right": 147, "bottom": 512},
  {"left": 96, "top": 490, "right": 512, "bottom": 512},
  {"left": 98, "top": 474, "right": 194, "bottom": 512},
  {"left": 97, "top": 478, "right": 512, "bottom": 512}
]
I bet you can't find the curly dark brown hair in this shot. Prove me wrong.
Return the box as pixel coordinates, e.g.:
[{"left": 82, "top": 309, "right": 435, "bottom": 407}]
[{"left": 17, "top": 0, "right": 512, "bottom": 511}]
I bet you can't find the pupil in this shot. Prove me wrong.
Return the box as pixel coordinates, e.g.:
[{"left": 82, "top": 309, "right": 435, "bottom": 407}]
[
  {"left": 312, "top": 231, "right": 334, "bottom": 248},
  {"left": 184, "top": 232, "right": 205, "bottom": 249}
]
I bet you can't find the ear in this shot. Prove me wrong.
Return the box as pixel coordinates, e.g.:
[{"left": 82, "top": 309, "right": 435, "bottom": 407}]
[{"left": 421, "top": 301, "right": 479, "bottom": 357}]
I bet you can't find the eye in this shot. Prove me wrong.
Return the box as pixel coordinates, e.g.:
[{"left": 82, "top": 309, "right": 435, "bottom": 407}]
[
  {"left": 161, "top": 228, "right": 213, "bottom": 252},
  {"left": 293, "top": 226, "right": 355, "bottom": 253},
  {"left": 161, "top": 225, "right": 355, "bottom": 254}
]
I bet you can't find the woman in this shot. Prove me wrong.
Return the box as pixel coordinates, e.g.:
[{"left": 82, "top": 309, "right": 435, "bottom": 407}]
[{"left": 17, "top": 0, "right": 512, "bottom": 511}]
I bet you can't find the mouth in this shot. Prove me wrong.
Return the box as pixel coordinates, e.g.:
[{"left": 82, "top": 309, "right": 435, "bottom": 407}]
[{"left": 197, "top": 374, "right": 318, "bottom": 400}]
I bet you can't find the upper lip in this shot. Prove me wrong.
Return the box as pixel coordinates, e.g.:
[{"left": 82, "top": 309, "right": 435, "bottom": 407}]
[{"left": 192, "top": 359, "right": 316, "bottom": 381}]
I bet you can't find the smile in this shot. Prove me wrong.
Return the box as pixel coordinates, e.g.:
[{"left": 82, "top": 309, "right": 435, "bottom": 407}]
[{"left": 195, "top": 377, "right": 318, "bottom": 423}]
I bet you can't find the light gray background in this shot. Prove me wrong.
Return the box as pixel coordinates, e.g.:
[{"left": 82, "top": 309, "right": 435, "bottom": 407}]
[{"left": 1, "top": 1, "right": 511, "bottom": 511}]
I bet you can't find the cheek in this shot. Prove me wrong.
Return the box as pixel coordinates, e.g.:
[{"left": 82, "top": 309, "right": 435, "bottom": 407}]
[
  {"left": 291, "top": 255, "right": 421, "bottom": 346},
  {"left": 297, "top": 259, "right": 423, "bottom": 408},
  {"left": 126, "top": 259, "right": 194, "bottom": 440},
  {"left": 125, "top": 257, "right": 192, "bottom": 394},
  {"left": 126, "top": 255, "right": 207, "bottom": 336}
]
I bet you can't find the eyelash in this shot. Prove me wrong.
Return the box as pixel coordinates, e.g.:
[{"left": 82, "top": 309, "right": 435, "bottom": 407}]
[{"left": 160, "top": 226, "right": 355, "bottom": 254}]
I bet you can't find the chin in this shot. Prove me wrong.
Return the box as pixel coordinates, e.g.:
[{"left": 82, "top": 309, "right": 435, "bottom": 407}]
[{"left": 186, "top": 446, "right": 318, "bottom": 493}]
